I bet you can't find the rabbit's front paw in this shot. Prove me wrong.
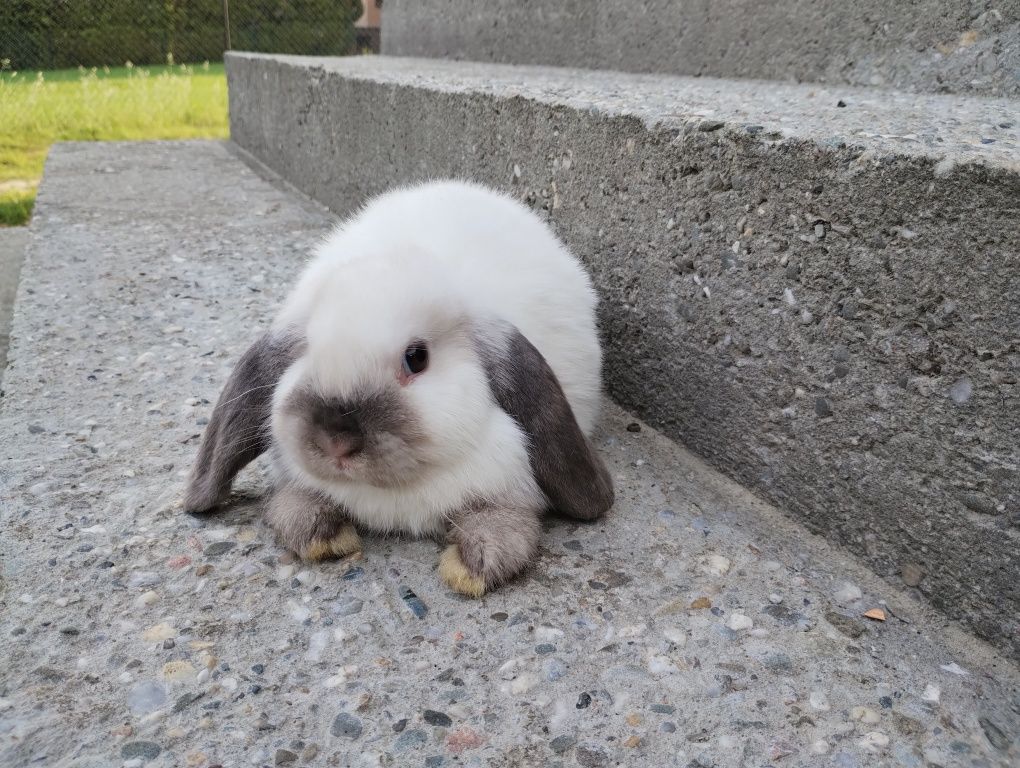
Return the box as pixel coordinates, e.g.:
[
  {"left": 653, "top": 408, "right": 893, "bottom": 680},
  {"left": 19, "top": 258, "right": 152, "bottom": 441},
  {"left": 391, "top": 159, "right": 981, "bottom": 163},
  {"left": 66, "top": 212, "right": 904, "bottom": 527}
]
[{"left": 439, "top": 504, "right": 541, "bottom": 596}]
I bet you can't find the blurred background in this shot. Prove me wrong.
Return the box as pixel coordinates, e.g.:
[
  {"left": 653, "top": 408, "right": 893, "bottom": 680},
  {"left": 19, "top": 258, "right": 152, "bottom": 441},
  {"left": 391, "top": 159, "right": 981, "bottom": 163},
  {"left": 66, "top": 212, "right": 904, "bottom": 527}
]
[{"left": 0, "top": 0, "right": 382, "bottom": 226}]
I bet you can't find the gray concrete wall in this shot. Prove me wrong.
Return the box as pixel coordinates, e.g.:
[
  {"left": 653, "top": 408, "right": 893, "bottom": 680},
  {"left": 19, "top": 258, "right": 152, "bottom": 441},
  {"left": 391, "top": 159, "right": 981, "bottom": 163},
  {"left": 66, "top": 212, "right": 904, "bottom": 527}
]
[
  {"left": 382, "top": 0, "right": 1020, "bottom": 97},
  {"left": 225, "top": 54, "right": 1020, "bottom": 658}
]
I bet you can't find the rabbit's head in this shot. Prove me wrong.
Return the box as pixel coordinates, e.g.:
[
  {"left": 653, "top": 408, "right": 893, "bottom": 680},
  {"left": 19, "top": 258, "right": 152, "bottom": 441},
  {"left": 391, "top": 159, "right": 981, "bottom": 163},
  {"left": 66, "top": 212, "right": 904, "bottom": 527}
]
[{"left": 269, "top": 247, "right": 496, "bottom": 489}]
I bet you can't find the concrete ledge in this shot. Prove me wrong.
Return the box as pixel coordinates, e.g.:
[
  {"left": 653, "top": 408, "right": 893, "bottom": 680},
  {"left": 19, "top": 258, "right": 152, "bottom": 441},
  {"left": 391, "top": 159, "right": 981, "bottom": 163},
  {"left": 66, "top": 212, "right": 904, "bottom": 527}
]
[
  {"left": 383, "top": 0, "right": 1020, "bottom": 97},
  {"left": 227, "top": 53, "right": 1020, "bottom": 658},
  {"left": 1, "top": 142, "right": 1018, "bottom": 763}
]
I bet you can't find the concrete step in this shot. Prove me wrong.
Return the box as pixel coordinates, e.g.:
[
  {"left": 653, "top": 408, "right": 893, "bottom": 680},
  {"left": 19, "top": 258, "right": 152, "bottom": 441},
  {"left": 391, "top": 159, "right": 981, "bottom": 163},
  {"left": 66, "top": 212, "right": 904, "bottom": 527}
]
[
  {"left": 225, "top": 53, "right": 1020, "bottom": 659},
  {"left": 0, "top": 141, "right": 1017, "bottom": 765},
  {"left": 382, "top": 0, "right": 1020, "bottom": 97}
]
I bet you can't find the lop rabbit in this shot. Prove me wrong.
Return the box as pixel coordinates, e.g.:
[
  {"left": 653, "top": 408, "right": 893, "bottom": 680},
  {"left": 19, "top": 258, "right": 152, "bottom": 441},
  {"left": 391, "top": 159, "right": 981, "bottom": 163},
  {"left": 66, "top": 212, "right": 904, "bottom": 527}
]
[{"left": 184, "top": 181, "right": 613, "bottom": 595}]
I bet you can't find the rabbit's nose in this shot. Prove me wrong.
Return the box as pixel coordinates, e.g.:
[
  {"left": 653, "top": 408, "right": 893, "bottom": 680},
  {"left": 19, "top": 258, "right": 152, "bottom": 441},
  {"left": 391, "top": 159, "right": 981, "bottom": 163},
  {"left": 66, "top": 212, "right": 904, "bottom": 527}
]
[
  {"left": 323, "top": 432, "right": 364, "bottom": 463},
  {"left": 313, "top": 409, "right": 365, "bottom": 465}
]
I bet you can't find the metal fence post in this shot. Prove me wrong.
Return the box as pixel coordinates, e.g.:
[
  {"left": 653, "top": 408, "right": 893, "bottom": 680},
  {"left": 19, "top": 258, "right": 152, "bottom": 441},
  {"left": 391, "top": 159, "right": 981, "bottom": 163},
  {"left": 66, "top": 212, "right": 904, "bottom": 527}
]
[{"left": 223, "top": 0, "right": 232, "bottom": 52}]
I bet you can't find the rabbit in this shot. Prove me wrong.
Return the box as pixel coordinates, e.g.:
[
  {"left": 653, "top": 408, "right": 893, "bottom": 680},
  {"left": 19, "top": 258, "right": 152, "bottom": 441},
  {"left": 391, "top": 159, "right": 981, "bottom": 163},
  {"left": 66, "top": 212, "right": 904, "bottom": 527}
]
[{"left": 183, "top": 180, "right": 614, "bottom": 596}]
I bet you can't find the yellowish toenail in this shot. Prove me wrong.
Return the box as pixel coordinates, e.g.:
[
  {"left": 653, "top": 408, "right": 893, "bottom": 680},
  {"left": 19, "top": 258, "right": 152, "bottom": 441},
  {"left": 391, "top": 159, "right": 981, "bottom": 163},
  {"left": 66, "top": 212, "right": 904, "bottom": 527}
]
[
  {"left": 438, "top": 544, "right": 486, "bottom": 598},
  {"left": 302, "top": 524, "right": 362, "bottom": 562}
]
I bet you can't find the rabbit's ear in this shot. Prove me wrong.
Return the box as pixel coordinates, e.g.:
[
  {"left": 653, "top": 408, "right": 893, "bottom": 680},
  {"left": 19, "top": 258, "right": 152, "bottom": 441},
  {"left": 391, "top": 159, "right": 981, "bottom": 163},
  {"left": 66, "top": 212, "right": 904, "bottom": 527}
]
[
  {"left": 479, "top": 325, "right": 614, "bottom": 521},
  {"left": 184, "top": 330, "right": 303, "bottom": 512}
]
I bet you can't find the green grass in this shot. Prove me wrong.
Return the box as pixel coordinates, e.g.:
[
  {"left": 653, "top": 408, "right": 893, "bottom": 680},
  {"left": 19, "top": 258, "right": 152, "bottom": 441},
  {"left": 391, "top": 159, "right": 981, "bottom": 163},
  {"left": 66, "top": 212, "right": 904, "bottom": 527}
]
[{"left": 0, "top": 62, "right": 228, "bottom": 226}]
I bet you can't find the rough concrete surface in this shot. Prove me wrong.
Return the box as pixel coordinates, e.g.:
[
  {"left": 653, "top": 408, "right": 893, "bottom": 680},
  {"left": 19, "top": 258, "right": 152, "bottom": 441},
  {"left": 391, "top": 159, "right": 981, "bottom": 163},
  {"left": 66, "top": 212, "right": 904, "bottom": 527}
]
[
  {"left": 0, "top": 141, "right": 1018, "bottom": 767},
  {"left": 383, "top": 0, "right": 1020, "bottom": 97},
  {"left": 225, "top": 54, "right": 1020, "bottom": 659},
  {"left": 0, "top": 227, "right": 29, "bottom": 384}
]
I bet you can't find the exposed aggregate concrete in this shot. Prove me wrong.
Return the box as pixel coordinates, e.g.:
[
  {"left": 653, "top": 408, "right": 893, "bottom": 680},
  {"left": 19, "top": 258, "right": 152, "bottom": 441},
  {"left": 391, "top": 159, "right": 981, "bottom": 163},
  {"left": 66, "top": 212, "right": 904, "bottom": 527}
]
[{"left": 0, "top": 142, "right": 1017, "bottom": 768}]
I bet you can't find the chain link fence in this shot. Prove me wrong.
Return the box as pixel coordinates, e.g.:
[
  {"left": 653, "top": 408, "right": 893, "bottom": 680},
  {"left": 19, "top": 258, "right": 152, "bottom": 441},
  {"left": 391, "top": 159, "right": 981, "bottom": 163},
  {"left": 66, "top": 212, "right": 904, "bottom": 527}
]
[{"left": 1, "top": 1, "right": 369, "bottom": 72}]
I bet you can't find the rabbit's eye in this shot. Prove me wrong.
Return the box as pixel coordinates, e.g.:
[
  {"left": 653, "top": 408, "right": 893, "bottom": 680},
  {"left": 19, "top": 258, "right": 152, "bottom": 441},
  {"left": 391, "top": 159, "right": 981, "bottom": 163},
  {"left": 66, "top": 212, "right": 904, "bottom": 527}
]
[{"left": 403, "top": 343, "right": 429, "bottom": 375}]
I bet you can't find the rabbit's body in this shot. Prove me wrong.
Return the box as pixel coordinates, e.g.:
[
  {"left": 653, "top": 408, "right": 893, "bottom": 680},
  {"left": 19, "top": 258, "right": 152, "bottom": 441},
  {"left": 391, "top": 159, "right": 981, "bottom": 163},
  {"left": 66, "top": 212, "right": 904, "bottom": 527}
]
[{"left": 186, "top": 180, "right": 614, "bottom": 595}]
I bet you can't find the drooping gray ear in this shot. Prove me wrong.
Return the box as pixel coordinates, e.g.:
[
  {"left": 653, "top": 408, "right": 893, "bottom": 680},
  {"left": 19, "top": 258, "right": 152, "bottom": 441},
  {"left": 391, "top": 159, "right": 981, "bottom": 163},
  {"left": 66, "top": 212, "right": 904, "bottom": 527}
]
[
  {"left": 183, "top": 329, "right": 303, "bottom": 513},
  {"left": 479, "top": 325, "right": 614, "bottom": 521}
]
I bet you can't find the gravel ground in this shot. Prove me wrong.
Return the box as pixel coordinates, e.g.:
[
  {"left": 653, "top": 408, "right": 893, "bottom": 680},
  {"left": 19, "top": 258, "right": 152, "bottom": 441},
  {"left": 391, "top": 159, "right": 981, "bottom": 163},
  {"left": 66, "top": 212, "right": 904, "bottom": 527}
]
[{"left": 0, "top": 142, "right": 1017, "bottom": 768}]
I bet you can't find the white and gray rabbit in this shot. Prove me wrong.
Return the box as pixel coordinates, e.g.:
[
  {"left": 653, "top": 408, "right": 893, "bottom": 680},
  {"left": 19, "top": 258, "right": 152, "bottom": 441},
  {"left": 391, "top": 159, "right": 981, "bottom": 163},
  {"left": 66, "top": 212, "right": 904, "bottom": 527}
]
[{"left": 184, "top": 180, "right": 614, "bottom": 595}]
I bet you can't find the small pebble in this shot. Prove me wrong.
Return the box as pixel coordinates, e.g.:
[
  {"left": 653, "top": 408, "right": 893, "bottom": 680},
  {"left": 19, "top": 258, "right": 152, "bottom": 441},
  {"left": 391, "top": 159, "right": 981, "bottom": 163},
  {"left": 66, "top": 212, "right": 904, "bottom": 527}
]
[
  {"left": 332, "top": 598, "right": 364, "bottom": 617},
  {"left": 834, "top": 581, "right": 863, "bottom": 604},
  {"left": 859, "top": 731, "right": 890, "bottom": 753},
  {"left": 940, "top": 662, "right": 969, "bottom": 676},
  {"left": 121, "top": 742, "right": 161, "bottom": 761},
  {"left": 922, "top": 684, "right": 941, "bottom": 703},
  {"left": 287, "top": 600, "right": 312, "bottom": 623},
  {"left": 535, "top": 625, "right": 564, "bottom": 641},
  {"left": 662, "top": 627, "right": 687, "bottom": 646},
  {"left": 423, "top": 709, "right": 452, "bottom": 727},
  {"left": 399, "top": 587, "right": 428, "bottom": 619},
  {"left": 274, "top": 749, "right": 298, "bottom": 766},
  {"left": 331, "top": 712, "right": 363, "bottom": 739},
  {"left": 203, "top": 541, "right": 236, "bottom": 557},
  {"left": 394, "top": 729, "right": 427, "bottom": 750},
  {"left": 949, "top": 377, "right": 973, "bottom": 404},
  {"left": 544, "top": 658, "right": 567, "bottom": 681},
  {"left": 127, "top": 682, "right": 167, "bottom": 716},
  {"left": 851, "top": 706, "right": 881, "bottom": 724},
  {"left": 550, "top": 735, "right": 576, "bottom": 753},
  {"left": 647, "top": 654, "right": 674, "bottom": 675},
  {"left": 509, "top": 673, "right": 538, "bottom": 694},
  {"left": 809, "top": 691, "right": 830, "bottom": 711},
  {"left": 810, "top": 740, "right": 830, "bottom": 755},
  {"left": 142, "top": 622, "right": 176, "bottom": 643},
  {"left": 726, "top": 614, "right": 753, "bottom": 631},
  {"left": 704, "top": 555, "right": 731, "bottom": 576},
  {"left": 128, "top": 571, "right": 161, "bottom": 589}
]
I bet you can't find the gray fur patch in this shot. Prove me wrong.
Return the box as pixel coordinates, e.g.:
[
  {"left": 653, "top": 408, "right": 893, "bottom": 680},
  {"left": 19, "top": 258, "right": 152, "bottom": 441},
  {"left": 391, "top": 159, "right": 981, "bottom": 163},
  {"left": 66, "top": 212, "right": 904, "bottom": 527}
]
[
  {"left": 183, "top": 329, "right": 303, "bottom": 512},
  {"left": 476, "top": 324, "right": 614, "bottom": 521},
  {"left": 264, "top": 483, "right": 353, "bottom": 554}
]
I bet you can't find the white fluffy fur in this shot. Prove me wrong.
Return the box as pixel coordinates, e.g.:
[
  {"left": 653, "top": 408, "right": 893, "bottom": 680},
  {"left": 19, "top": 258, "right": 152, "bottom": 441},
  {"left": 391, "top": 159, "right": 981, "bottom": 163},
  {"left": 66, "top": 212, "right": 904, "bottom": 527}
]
[{"left": 270, "top": 180, "right": 602, "bottom": 535}]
